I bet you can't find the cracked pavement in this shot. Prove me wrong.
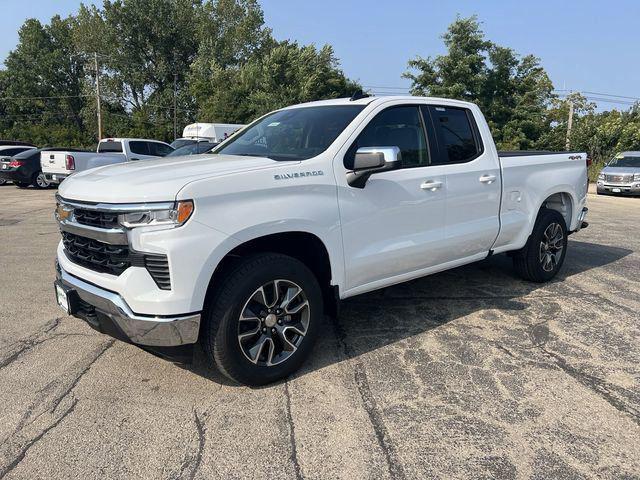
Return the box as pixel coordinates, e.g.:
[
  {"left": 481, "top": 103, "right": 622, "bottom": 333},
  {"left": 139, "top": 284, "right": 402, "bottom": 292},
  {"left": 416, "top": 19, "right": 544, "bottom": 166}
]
[{"left": 0, "top": 186, "right": 638, "bottom": 479}]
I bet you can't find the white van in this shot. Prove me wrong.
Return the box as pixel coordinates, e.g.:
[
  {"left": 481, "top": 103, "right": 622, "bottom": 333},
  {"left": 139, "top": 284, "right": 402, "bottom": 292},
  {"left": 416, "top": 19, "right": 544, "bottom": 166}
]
[{"left": 170, "top": 123, "right": 245, "bottom": 149}]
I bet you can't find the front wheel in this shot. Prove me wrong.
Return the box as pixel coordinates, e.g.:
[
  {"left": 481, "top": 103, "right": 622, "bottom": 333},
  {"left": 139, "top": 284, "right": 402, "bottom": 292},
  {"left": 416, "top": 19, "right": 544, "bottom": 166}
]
[
  {"left": 203, "top": 253, "right": 322, "bottom": 386},
  {"left": 513, "top": 209, "right": 568, "bottom": 282}
]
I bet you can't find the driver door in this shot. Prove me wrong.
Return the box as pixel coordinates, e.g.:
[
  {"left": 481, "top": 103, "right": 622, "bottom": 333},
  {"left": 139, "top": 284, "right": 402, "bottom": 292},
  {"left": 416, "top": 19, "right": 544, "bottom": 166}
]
[{"left": 337, "top": 105, "right": 447, "bottom": 295}]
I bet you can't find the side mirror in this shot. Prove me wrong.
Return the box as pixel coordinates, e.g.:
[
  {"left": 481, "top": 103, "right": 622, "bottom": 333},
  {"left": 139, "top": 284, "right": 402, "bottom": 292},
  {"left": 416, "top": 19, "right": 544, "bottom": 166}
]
[{"left": 347, "top": 146, "right": 401, "bottom": 188}]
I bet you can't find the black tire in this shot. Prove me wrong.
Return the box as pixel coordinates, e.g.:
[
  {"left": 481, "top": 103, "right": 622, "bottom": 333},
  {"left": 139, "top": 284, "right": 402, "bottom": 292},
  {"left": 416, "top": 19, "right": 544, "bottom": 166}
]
[
  {"left": 513, "top": 208, "right": 568, "bottom": 283},
  {"left": 32, "top": 172, "right": 50, "bottom": 189},
  {"left": 203, "top": 253, "right": 323, "bottom": 386},
  {"left": 14, "top": 182, "right": 30, "bottom": 189}
]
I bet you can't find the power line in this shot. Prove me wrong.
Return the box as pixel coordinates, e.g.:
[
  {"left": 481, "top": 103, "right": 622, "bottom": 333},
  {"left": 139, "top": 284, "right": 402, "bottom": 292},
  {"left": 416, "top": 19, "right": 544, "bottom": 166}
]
[{"left": 0, "top": 94, "right": 91, "bottom": 101}]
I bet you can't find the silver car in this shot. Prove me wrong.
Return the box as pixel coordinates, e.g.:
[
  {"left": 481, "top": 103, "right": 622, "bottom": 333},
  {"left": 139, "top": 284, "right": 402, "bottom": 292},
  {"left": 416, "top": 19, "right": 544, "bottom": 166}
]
[{"left": 597, "top": 152, "right": 640, "bottom": 196}]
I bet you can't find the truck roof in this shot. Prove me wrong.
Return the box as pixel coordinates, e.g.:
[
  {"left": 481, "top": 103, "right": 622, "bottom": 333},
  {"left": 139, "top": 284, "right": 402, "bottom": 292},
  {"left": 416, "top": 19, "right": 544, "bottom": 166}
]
[{"left": 282, "top": 95, "right": 479, "bottom": 110}]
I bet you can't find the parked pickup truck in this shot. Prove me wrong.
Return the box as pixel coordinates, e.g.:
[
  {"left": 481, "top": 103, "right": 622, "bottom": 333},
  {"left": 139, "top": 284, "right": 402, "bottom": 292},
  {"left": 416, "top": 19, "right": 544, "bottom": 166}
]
[
  {"left": 52, "top": 96, "right": 589, "bottom": 385},
  {"left": 42, "top": 137, "right": 174, "bottom": 184},
  {"left": 596, "top": 151, "right": 640, "bottom": 196}
]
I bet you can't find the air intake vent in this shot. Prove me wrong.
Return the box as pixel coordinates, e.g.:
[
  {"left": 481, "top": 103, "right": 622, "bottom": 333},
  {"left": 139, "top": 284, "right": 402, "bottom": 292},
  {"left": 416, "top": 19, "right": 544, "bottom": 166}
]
[{"left": 144, "top": 255, "right": 171, "bottom": 290}]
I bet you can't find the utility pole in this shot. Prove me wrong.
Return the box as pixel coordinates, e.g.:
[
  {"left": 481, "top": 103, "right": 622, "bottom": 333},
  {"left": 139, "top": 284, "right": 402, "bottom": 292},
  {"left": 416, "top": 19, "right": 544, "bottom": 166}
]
[
  {"left": 94, "top": 52, "right": 103, "bottom": 141},
  {"left": 173, "top": 73, "right": 178, "bottom": 140},
  {"left": 565, "top": 98, "right": 574, "bottom": 150}
]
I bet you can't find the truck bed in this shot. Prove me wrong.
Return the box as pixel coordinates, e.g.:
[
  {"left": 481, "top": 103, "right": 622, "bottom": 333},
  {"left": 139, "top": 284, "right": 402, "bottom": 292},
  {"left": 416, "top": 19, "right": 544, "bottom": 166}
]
[{"left": 492, "top": 150, "right": 589, "bottom": 254}]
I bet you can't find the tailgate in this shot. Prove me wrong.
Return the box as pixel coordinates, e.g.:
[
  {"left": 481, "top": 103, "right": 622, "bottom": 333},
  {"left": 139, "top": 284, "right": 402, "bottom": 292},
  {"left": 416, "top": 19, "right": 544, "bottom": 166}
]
[{"left": 41, "top": 151, "right": 69, "bottom": 174}]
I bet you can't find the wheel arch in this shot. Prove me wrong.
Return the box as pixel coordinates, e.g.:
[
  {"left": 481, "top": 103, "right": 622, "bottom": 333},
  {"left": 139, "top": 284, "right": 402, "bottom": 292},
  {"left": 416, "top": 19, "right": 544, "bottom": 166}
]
[
  {"left": 538, "top": 190, "right": 574, "bottom": 231},
  {"left": 203, "top": 230, "right": 339, "bottom": 319}
]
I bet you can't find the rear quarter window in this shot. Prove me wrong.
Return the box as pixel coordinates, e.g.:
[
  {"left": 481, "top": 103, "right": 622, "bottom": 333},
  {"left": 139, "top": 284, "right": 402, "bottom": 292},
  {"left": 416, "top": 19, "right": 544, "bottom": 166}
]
[{"left": 427, "top": 106, "right": 482, "bottom": 164}]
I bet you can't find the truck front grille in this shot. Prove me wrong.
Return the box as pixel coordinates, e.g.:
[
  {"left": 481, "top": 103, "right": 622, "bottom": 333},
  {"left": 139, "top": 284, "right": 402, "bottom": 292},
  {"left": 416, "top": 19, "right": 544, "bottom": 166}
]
[
  {"left": 73, "top": 209, "right": 120, "bottom": 229},
  {"left": 62, "top": 231, "right": 130, "bottom": 275},
  {"left": 61, "top": 231, "right": 171, "bottom": 289},
  {"left": 605, "top": 174, "right": 633, "bottom": 183}
]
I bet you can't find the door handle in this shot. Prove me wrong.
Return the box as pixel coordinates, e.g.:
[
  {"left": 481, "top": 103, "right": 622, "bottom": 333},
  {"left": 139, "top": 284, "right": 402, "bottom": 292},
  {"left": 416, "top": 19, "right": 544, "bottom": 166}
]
[
  {"left": 420, "top": 180, "right": 443, "bottom": 191},
  {"left": 479, "top": 174, "right": 497, "bottom": 184}
]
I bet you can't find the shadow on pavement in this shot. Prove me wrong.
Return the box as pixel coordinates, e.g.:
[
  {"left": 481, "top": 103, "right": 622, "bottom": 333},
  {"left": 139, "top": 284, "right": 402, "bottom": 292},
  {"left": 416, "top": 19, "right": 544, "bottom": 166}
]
[{"left": 186, "top": 240, "right": 632, "bottom": 386}]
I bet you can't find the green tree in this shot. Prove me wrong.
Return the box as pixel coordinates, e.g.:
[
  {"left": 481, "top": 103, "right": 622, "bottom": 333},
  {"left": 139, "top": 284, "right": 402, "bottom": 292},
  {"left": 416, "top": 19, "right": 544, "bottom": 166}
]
[
  {"left": 539, "top": 94, "right": 640, "bottom": 180},
  {"left": 403, "top": 16, "right": 554, "bottom": 150},
  {"left": 192, "top": 41, "right": 359, "bottom": 123},
  {"left": 190, "top": 0, "right": 360, "bottom": 125},
  {"left": 196, "top": 0, "right": 273, "bottom": 69},
  {"left": 0, "top": 16, "right": 90, "bottom": 146},
  {"left": 73, "top": 0, "right": 203, "bottom": 140}
]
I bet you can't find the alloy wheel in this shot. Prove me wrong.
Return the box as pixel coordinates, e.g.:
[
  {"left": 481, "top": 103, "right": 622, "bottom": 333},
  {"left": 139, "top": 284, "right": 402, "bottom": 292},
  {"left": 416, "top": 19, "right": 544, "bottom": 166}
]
[
  {"left": 36, "top": 173, "right": 50, "bottom": 188},
  {"left": 539, "top": 222, "right": 564, "bottom": 272},
  {"left": 237, "top": 279, "right": 310, "bottom": 366}
]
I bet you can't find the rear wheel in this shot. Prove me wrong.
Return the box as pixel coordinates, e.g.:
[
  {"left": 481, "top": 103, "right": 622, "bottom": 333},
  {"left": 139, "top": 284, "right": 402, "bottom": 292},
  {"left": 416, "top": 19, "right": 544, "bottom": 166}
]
[
  {"left": 203, "top": 253, "right": 322, "bottom": 386},
  {"left": 0, "top": 178, "right": 6, "bottom": 186},
  {"left": 513, "top": 209, "right": 568, "bottom": 283},
  {"left": 32, "top": 172, "right": 50, "bottom": 189}
]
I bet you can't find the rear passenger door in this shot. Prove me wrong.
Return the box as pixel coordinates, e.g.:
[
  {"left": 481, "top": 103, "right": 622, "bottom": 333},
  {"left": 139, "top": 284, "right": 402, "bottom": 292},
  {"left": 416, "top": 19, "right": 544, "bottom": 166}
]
[{"left": 424, "top": 105, "right": 501, "bottom": 260}]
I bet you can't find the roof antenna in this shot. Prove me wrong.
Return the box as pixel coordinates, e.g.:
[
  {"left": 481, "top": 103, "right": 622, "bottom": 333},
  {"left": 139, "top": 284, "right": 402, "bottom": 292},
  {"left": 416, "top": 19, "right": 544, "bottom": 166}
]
[{"left": 350, "top": 89, "right": 370, "bottom": 101}]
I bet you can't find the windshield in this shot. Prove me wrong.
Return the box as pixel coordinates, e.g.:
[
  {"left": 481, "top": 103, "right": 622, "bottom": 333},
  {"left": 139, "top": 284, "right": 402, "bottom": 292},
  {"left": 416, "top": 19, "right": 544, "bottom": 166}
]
[
  {"left": 608, "top": 156, "right": 640, "bottom": 168},
  {"left": 168, "top": 142, "right": 217, "bottom": 157},
  {"left": 215, "top": 105, "right": 365, "bottom": 161}
]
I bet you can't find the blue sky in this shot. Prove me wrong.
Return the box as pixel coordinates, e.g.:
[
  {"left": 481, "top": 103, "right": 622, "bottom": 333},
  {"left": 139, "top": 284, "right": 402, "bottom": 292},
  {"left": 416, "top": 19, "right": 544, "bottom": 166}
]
[{"left": 1, "top": 0, "right": 639, "bottom": 108}]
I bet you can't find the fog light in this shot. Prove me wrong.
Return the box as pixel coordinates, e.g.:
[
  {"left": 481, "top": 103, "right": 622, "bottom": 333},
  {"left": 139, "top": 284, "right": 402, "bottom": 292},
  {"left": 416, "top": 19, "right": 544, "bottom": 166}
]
[{"left": 55, "top": 203, "right": 73, "bottom": 222}]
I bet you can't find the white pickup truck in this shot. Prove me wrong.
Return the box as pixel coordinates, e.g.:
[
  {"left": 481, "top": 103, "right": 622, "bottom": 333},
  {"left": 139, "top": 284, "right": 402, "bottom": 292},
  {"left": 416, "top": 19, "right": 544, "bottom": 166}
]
[
  {"left": 42, "top": 137, "right": 174, "bottom": 184},
  {"left": 53, "top": 96, "right": 589, "bottom": 385}
]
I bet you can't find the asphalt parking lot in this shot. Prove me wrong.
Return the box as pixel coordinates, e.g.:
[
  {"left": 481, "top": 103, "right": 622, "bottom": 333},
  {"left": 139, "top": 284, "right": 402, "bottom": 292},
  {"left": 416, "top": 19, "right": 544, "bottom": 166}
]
[{"left": 0, "top": 186, "right": 638, "bottom": 480}]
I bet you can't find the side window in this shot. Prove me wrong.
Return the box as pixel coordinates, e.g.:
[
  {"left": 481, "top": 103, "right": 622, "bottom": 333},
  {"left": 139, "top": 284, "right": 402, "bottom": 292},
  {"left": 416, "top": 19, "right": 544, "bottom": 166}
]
[
  {"left": 129, "top": 141, "right": 149, "bottom": 156},
  {"left": 346, "top": 106, "right": 429, "bottom": 169},
  {"left": 149, "top": 142, "right": 173, "bottom": 157},
  {"left": 429, "top": 106, "right": 481, "bottom": 164}
]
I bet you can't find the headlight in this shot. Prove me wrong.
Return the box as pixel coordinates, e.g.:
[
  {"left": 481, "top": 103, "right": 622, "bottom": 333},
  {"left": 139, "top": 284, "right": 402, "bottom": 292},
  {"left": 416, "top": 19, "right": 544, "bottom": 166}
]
[
  {"left": 118, "top": 200, "right": 194, "bottom": 228},
  {"left": 634, "top": 173, "right": 640, "bottom": 182},
  {"left": 598, "top": 172, "right": 605, "bottom": 180}
]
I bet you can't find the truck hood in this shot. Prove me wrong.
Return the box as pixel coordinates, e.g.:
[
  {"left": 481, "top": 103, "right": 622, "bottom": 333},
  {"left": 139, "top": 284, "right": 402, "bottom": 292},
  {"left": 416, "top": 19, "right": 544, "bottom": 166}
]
[
  {"left": 58, "top": 154, "right": 282, "bottom": 203},
  {"left": 601, "top": 166, "right": 640, "bottom": 175}
]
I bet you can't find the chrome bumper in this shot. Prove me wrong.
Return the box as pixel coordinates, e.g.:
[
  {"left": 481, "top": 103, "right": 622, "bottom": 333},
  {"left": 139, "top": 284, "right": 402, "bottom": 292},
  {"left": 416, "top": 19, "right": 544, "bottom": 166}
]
[
  {"left": 597, "top": 182, "right": 640, "bottom": 194},
  {"left": 56, "top": 266, "right": 200, "bottom": 347},
  {"left": 44, "top": 173, "right": 68, "bottom": 184}
]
